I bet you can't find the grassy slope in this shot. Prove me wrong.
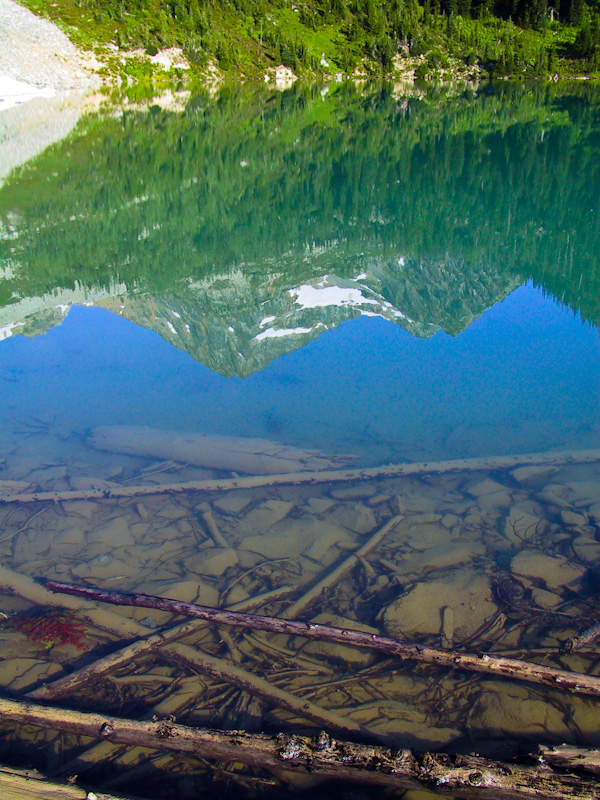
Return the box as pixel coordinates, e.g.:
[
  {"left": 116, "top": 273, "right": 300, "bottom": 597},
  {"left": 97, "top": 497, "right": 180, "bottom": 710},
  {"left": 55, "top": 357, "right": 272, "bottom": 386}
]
[{"left": 18, "top": 0, "right": 600, "bottom": 81}]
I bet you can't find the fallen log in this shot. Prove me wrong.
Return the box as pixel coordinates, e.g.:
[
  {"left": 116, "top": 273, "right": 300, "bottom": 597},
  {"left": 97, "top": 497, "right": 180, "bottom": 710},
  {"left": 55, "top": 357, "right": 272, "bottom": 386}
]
[
  {"left": 539, "top": 744, "right": 600, "bottom": 775},
  {"left": 29, "top": 629, "right": 368, "bottom": 740},
  {"left": 0, "top": 763, "right": 131, "bottom": 800},
  {"left": 0, "top": 565, "right": 149, "bottom": 640},
  {"left": 3, "top": 448, "right": 599, "bottom": 504},
  {"left": 281, "top": 515, "right": 404, "bottom": 619},
  {"left": 281, "top": 515, "right": 403, "bottom": 618},
  {"left": 44, "top": 580, "right": 600, "bottom": 699},
  {"left": 2, "top": 569, "right": 362, "bottom": 739},
  {"left": 560, "top": 620, "right": 600, "bottom": 654},
  {"left": 161, "top": 643, "right": 372, "bottom": 740},
  {"left": 89, "top": 426, "right": 354, "bottom": 475},
  {"left": 1, "top": 697, "right": 599, "bottom": 799},
  {"left": 197, "top": 502, "right": 229, "bottom": 547},
  {"left": 27, "top": 585, "right": 303, "bottom": 702},
  {"left": 26, "top": 617, "right": 206, "bottom": 702}
]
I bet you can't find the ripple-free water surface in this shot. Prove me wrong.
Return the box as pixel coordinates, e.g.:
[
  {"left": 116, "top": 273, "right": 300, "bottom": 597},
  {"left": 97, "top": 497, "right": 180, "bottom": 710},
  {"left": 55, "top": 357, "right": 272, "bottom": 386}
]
[
  {"left": 1, "top": 82, "right": 600, "bottom": 799},
  {"left": 0, "top": 281, "right": 599, "bottom": 465}
]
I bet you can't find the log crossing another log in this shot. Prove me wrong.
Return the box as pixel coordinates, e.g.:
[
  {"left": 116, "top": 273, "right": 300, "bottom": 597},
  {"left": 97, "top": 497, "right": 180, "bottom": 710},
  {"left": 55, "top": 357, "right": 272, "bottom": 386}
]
[
  {"left": 44, "top": 580, "right": 600, "bottom": 699},
  {"left": 560, "top": 620, "right": 600, "bottom": 654},
  {"left": 24, "top": 580, "right": 368, "bottom": 740}
]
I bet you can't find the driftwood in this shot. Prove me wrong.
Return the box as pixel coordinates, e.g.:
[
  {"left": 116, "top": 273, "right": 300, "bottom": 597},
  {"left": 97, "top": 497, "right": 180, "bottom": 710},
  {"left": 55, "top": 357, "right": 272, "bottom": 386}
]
[
  {"left": 25, "top": 596, "right": 360, "bottom": 738},
  {"left": 28, "top": 632, "right": 371, "bottom": 740},
  {"left": 0, "top": 565, "right": 149, "bottom": 640},
  {"left": 281, "top": 515, "right": 403, "bottom": 618},
  {"left": 89, "top": 426, "right": 354, "bottom": 475},
  {"left": 197, "top": 502, "right": 228, "bottom": 547},
  {"left": 3, "top": 448, "right": 600, "bottom": 504},
  {"left": 26, "top": 617, "right": 207, "bottom": 702},
  {"left": 228, "top": 585, "right": 297, "bottom": 611},
  {"left": 160, "top": 643, "right": 372, "bottom": 740},
  {"left": 0, "top": 763, "right": 130, "bottom": 800},
  {"left": 27, "top": 585, "right": 302, "bottom": 703},
  {"left": 539, "top": 744, "right": 600, "bottom": 775},
  {"left": 44, "top": 580, "right": 600, "bottom": 699},
  {"left": 561, "top": 620, "right": 600, "bottom": 653},
  {"left": 1, "top": 697, "right": 599, "bottom": 799},
  {"left": 0, "top": 566, "right": 362, "bottom": 739}
]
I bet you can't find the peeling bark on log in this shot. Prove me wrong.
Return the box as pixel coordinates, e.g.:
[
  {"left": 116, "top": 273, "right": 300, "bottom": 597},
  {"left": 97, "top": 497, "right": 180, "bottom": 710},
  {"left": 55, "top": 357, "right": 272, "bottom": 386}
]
[
  {"left": 0, "top": 698, "right": 599, "bottom": 799},
  {"left": 3, "top": 448, "right": 600, "bottom": 505},
  {"left": 44, "top": 580, "right": 600, "bottom": 699}
]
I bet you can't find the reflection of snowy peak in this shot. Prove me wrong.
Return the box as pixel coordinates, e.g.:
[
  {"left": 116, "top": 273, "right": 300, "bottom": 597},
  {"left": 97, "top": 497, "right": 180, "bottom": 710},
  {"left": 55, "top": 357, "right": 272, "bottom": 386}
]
[
  {"left": 0, "top": 280, "right": 127, "bottom": 341},
  {"left": 256, "top": 277, "right": 411, "bottom": 334},
  {"left": 0, "top": 252, "right": 521, "bottom": 376},
  {"left": 94, "top": 269, "right": 430, "bottom": 378},
  {"left": 94, "top": 257, "right": 520, "bottom": 377}
]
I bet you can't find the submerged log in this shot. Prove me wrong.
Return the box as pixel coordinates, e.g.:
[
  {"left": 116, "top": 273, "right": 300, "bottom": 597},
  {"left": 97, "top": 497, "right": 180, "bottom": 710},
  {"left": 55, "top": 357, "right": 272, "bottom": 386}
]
[
  {"left": 3, "top": 447, "right": 600, "bottom": 505},
  {"left": 197, "top": 502, "right": 229, "bottom": 547},
  {"left": 0, "top": 763, "right": 130, "bottom": 800},
  {"left": 163, "top": 642, "right": 375, "bottom": 740},
  {"left": 0, "top": 565, "right": 364, "bottom": 739},
  {"left": 45, "top": 580, "right": 600, "bottom": 699},
  {"left": 28, "top": 612, "right": 369, "bottom": 742},
  {"left": 539, "top": 744, "right": 600, "bottom": 775},
  {"left": 0, "top": 697, "right": 599, "bottom": 799},
  {"left": 26, "top": 617, "right": 206, "bottom": 702},
  {"left": 560, "top": 620, "right": 600, "bottom": 654},
  {"left": 89, "top": 426, "right": 354, "bottom": 475},
  {"left": 0, "top": 565, "right": 148, "bottom": 640},
  {"left": 281, "top": 515, "right": 403, "bottom": 618},
  {"left": 27, "top": 586, "right": 295, "bottom": 703}
]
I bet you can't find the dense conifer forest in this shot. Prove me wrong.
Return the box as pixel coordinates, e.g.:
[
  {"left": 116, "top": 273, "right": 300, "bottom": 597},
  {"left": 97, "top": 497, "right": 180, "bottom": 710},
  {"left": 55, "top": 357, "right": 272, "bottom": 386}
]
[
  {"left": 2, "top": 83, "right": 599, "bottom": 321},
  {"left": 22, "top": 0, "right": 600, "bottom": 78}
]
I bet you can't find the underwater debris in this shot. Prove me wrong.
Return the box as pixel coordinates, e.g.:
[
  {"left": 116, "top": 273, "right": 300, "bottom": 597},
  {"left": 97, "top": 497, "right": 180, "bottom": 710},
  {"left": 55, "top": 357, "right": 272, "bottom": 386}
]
[{"left": 12, "top": 608, "right": 89, "bottom": 651}]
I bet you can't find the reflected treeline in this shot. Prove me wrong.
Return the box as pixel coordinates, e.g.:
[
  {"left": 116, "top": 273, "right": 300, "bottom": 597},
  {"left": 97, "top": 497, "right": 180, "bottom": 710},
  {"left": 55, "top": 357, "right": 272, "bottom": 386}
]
[{"left": 1, "top": 81, "right": 599, "bottom": 327}]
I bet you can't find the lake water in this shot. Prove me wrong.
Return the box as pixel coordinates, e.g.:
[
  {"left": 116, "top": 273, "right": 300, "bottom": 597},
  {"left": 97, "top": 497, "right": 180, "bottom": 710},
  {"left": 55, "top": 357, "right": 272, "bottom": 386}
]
[{"left": 0, "top": 82, "right": 600, "bottom": 799}]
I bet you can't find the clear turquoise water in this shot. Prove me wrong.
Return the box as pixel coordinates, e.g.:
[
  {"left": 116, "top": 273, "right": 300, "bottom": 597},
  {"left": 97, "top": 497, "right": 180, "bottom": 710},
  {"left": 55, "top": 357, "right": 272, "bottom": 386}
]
[
  {"left": 1, "top": 83, "right": 599, "bottom": 468},
  {"left": 0, "top": 280, "right": 599, "bottom": 466},
  {"left": 1, "top": 82, "right": 600, "bottom": 799}
]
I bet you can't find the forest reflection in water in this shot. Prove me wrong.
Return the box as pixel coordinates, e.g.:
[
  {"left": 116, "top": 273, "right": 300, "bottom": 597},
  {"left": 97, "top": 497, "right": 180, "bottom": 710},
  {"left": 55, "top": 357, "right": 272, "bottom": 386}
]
[
  {"left": 0, "top": 81, "right": 600, "bottom": 799},
  {"left": 0, "top": 82, "right": 600, "bottom": 466},
  {"left": 1, "top": 80, "right": 600, "bottom": 335}
]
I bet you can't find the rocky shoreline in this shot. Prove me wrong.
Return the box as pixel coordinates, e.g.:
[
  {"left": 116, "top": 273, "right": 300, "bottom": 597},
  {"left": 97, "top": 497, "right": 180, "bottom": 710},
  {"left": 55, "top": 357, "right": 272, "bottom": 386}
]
[
  {"left": 0, "top": 0, "right": 103, "bottom": 183},
  {"left": 0, "top": 0, "right": 100, "bottom": 97}
]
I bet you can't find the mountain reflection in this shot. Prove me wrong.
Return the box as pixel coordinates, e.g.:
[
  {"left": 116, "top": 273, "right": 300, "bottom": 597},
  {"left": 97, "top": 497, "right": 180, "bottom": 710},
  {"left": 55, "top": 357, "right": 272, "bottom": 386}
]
[{"left": 1, "top": 82, "right": 599, "bottom": 376}]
